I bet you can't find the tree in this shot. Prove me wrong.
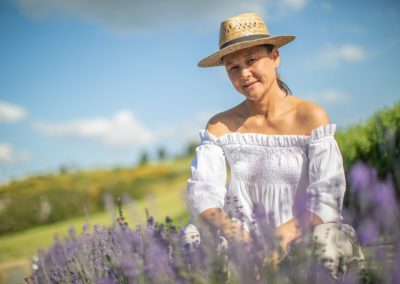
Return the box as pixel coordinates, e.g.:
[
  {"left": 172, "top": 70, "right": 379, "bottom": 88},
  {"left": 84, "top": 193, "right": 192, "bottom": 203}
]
[
  {"left": 187, "top": 141, "right": 198, "bottom": 157},
  {"left": 138, "top": 151, "right": 149, "bottom": 166},
  {"left": 157, "top": 147, "right": 167, "bottom": 161}
]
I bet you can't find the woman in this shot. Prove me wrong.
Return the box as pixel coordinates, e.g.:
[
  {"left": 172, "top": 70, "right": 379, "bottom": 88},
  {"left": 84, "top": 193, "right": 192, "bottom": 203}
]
[{"left": 186, "top": 12, "right": 363, "bottom": 278}]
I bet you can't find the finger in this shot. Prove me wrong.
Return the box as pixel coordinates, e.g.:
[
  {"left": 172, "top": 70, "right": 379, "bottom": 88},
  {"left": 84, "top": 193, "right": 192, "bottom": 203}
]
[{"left": 253, "top": 264, "right": 261, "bottom": 280}]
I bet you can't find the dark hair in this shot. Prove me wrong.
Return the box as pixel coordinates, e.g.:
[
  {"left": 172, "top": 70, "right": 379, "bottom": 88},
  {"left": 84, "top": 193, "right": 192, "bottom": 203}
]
[{"left": 264, "top": 44, "right": 292, "bottom": 96}]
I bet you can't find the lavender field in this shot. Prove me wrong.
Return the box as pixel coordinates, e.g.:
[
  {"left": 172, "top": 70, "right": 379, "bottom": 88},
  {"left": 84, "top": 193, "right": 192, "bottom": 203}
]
[{"left": 25, "top": 160, "right": 400, "bottom": 284}]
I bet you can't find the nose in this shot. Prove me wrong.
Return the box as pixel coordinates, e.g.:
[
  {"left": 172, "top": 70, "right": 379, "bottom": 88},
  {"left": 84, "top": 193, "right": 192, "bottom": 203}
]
[{"left": 240, "top": 67, "right": 251, "bottom": 80}]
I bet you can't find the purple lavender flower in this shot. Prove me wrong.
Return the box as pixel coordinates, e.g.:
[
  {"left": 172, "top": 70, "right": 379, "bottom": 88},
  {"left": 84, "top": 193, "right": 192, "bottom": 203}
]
[
  {"left": 29, "top": 170, "right": 400, "bottom": 284},
  {"left": 370, "top": 178, "right": 399, "bottom": 227},
  {"left": 358, "top": 220, "right": 379, "bottom": 245},
  {"left": 349, "top": 162, "right": 377, "bottom": 192}
]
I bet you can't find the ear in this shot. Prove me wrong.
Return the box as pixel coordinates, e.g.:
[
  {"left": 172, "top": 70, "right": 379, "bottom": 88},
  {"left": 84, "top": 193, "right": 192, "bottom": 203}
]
[{"left": 272, "top": 48, "right": 280, "bottom": 68}]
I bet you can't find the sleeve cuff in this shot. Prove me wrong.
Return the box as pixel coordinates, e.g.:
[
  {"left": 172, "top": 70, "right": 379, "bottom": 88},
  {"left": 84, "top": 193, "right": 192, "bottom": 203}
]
[
  {"left": 187, "top": 181, "right": 226, "bottom": 216},
  {"left": 306, "top": 199, "right": 342, "bottom": 223}
]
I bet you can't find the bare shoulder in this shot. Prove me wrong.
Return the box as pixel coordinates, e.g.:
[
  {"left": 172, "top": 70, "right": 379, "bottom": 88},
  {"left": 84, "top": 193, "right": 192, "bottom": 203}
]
[
  {"left": 205, "top": 109, "right": 237, "bottom": 137},
  {"left": 296, "top": 99, "right": 331, "bottom": 134}
]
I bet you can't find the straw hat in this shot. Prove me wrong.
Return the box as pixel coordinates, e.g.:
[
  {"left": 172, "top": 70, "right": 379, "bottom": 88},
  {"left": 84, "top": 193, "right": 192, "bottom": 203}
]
[{"left": 198, "top": 12, "right": 295, "bottom": 67}]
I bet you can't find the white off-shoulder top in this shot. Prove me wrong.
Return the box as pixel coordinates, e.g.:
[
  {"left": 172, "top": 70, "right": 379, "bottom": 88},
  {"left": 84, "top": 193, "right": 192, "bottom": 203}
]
[{"left": 186, "top": 123, "right": 346, "bottom": 230}]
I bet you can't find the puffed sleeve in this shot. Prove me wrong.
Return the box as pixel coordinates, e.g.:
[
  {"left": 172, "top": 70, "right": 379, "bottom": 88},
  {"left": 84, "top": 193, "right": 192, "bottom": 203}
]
[
  {"left": 186, "top": 130, "right": 228, "bottom": 217},
  {"left": 305, "top": 124, "right": 346, "bottom": 223}
]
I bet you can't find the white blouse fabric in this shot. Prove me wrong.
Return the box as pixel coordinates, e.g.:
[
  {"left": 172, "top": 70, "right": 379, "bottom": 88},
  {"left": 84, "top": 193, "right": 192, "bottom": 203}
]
[{"left": 186, "top": 123, "right": 346, "bottom": 230}]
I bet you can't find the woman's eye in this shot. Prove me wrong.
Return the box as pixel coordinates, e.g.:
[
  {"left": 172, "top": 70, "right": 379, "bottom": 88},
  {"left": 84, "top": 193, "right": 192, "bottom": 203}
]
[
  {"left": 229, "top": 66, "right": 238, "bottom": 71},
  {"left": 248, "top": 58, "right": 256, "bottom": 64}
]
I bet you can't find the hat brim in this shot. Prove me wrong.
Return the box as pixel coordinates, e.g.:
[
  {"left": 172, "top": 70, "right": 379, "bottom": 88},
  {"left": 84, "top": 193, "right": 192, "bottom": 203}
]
[{"left": 197, "top": 35, "right": 295, "bottom": 68}]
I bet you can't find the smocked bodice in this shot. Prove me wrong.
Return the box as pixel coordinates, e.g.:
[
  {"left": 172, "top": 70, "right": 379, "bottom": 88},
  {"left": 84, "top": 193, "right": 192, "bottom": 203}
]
[{"left": 201, "top": 129, "right": 310, "bottom": 186}]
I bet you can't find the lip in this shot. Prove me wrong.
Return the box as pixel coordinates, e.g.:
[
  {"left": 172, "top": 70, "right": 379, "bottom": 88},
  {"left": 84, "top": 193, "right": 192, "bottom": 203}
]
[{"left": 242, "top": 81, "right": 258, "bottom": 88}]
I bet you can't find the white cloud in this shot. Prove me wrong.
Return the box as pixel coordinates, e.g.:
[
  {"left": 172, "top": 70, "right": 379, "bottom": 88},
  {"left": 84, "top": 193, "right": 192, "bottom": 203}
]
[
  {"left": 302, "top": 89, "right": 349, "bottom": 105},
  {"left": 33, "top": 110, "right": 169, "bottom": 148},
  {"left": 312, "top": 44, "right": 366, "bottom": 69},
  {"left": 31, "top": 109, "right": 217, "bottom": 158},
  {"left": 14, "top": 0, "right": 307, "bottom": 35},
  {"left": 0, "top": 143, "right": 29, "bottom": 164},
  {"left": 0, "top": 101, "right": 27, "bottom": 123}
]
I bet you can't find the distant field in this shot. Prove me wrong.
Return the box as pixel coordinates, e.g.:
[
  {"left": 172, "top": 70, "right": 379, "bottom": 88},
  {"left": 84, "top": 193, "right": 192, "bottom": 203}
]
[
  {"left": 0, "top": 185, "right": 189, "bottom": 284},
  {"left": 0, "top": 156, "right": 194, "bottom": 236}
]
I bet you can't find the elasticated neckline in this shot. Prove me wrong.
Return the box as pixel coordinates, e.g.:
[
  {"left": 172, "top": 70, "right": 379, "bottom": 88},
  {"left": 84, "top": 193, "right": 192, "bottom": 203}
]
[{"left": 199, "top": 123, "right": 336, "bottom": 147}]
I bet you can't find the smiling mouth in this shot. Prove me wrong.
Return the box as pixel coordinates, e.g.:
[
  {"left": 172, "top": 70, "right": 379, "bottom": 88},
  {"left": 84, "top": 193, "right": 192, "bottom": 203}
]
[{"left": 243, "top": 81, "right": 258, "bottom": 88}]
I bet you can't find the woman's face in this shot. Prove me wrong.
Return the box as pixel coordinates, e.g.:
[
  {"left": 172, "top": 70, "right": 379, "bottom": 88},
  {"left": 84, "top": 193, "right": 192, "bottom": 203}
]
[{"left": 223, "top": 45, "right": 280, "bottom": 101}]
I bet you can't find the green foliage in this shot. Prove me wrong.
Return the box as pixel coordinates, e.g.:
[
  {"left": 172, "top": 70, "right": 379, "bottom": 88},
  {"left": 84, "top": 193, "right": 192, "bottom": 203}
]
[
  {"left": 336, "top": 102, "right": 399, "bottom": 165},
  {"left": 336, "top": 101, "right": 400, "bottom": 180},
  {"left": 0, "top": 159, "right": 191, "bottom": 235}
]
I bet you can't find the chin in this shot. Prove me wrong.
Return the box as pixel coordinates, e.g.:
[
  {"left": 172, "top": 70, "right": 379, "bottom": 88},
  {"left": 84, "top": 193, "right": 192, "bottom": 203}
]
[
  {"left": 245, "top": 95, "right": 261, "bottom": 101},
  {"left": 244, "top": 91, "right": 262, "bottom": 100}
]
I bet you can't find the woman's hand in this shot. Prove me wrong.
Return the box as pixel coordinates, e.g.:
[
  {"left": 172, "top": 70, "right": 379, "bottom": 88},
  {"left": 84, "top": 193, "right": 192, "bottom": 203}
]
[
  {"left": 262, "top": 212, "right": 323, "bottom": 269},
  {"left": 222, "top": 220, "right": 252, "bottom": 244},
  {"left": 200, "top": 208, "right": 252, "bottom": 246},
  {"left": 248, "top": 217, "right": 303, "bottom": 278}
]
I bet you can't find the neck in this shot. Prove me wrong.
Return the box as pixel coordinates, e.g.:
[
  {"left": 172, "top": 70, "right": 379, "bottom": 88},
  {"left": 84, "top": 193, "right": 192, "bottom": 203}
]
[{"left": 243, "top": 85, "right": 287, "bottom": 119}]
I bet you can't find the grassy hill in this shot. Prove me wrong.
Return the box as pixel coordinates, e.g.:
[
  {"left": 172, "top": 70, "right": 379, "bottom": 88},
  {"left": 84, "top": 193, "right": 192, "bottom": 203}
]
[{"left": 0, "top": 157, "right": 193, "bottom": 235}]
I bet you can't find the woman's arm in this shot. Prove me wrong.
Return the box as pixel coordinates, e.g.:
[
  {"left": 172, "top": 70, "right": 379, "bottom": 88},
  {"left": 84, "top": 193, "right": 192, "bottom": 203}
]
[{"left": 200, "top": 208, "right": 252, "bottom": 243}]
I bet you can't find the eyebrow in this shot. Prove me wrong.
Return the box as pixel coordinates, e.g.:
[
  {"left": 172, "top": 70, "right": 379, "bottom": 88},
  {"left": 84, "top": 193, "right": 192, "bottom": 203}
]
[
  {"left": 224, "top": 51, "right": 260, "bottom": 66},
  {"left": 224, "top": 60, "right": 234, "bottom": 66}
]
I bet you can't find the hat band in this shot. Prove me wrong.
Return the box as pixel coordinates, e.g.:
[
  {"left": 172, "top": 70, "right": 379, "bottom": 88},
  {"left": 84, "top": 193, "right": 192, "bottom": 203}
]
[{"left": 220, "top": 34, "right": 270, "bottom": 49}]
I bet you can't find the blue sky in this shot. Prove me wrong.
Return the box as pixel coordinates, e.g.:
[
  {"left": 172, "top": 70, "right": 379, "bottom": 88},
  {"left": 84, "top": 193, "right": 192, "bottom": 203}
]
[{"left": 0, "top": 0, "right": 399, "bottom": 183}]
